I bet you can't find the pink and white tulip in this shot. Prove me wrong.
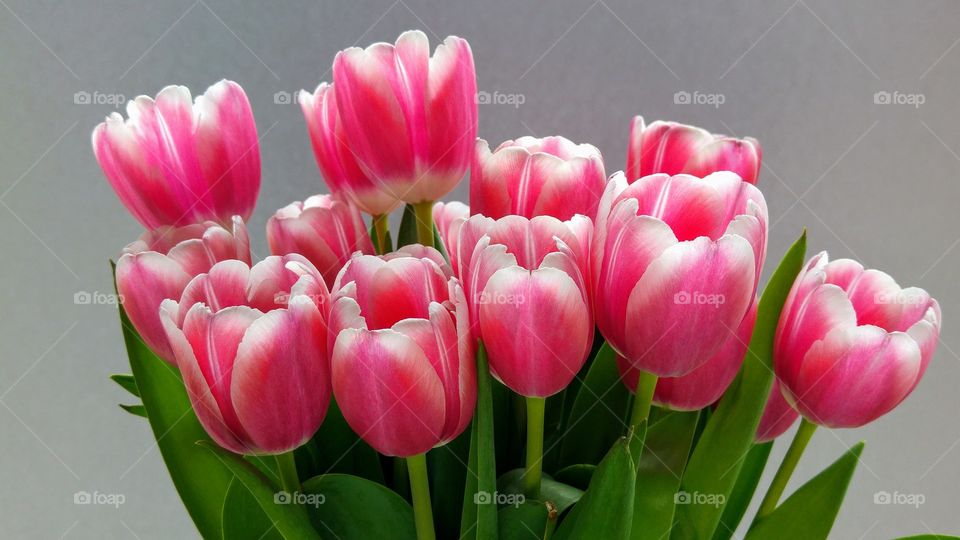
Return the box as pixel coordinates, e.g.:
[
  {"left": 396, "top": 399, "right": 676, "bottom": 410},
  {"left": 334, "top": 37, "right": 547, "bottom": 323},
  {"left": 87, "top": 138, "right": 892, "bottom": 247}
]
[
  {"left": 115, "top": 217, "right": 250, "bottom": 363},
  {"left": 159, "top": 255, "right": 331, "bottom": 455},
  {"left": 433, "top": 201, "right": 470, "bottom": 273},
  {"left": 773, "top": 253, "right": 941, "bottom": 428},
  {"left": 92, "top": 80, "right": 260, "bottom": 228},
  {"left": 299, "top": 83, "right": 402, "bottom": 216},
  {"left": 454, "top": 214, "right": 593, "bottom": 397},
  {"left": 329, "top": 249, "right": 475, "bottom": 456},
  {"left": 267, "top": 194, "right": 374, "bottom": 288},
  {"left": 471, "top": 136, "right": 607, "bottom": 221},
  {"left": 627, "top": 117, "right": 761, "bottom": 185},
  {"left": 755, "top": 381, "right": 800, "bottom": 442},
  {"left": 593, "top": 171, "right": 767, "bottom": 377},
  {"left": 332, "top": 31, "right": 477, "bottom": 204}
]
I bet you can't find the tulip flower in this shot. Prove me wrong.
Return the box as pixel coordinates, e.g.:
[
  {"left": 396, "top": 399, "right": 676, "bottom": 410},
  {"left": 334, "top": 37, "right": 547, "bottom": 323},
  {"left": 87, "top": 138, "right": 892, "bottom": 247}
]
[
  {"left": 332, "top": 31, "right": 477, "bottom": 227},
  {"left": 267, "top": 194, "right": 374, "bottom": 288},
  {"left": 92, "top": 80, "right": 260, "bottom": 229},
  {"left": 115, "top": 217, "right": 250, "bottom": 363},
  {"left": 593, "top": 171, "right": 766, "bottom": 426},
  {"left": 617, "top": 302, "right": 757, "bottom": 411},
  {"left": 755, "top": 381, "right": 799, "bottom": 443},
  {"left": 471, "top": 136, "right": 607, "bottom": 221},
  {"left": 432, "top": 201, "right": 470, "bottom": 265},
  {"left": 159, "top": 255, "right": 331, "bottom": 464},
  {"left": 626, "top": 117, "right": 761, "bottom": 185},
  {"left": 299, "top": 82, "right": 402, "bottom": 222}
]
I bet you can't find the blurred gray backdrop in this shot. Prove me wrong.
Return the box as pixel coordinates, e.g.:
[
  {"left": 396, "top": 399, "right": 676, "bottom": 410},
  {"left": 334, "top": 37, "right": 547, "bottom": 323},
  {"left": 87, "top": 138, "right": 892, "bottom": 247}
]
[{"left": 1, "top": 0, "right": 958, "bottom": 538}]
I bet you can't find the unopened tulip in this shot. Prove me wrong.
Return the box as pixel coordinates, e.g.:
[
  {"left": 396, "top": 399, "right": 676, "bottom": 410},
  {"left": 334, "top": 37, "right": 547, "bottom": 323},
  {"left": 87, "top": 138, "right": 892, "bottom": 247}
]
[
  {"left": 332, "top": 30, "right": 477, "bottom": 204},
  {"left": 115, "top": 217, "right": 250, "bottom": 363},
  {"left": 329, "top": 249, "right": 475, "bottom": 456},
  {"left": 617, "top": 302, "right": 757, "bottom": 410},
  {"left": 773, "top": 253, "right": 941, "bottom": 428},
  {"left": 593, "top": 171, "right": 766, "bottom": 377},
  {"left": 627, "top": 117, "right": 761, "bottom": 185},
  {"left": 471, "top": 136, "right": 606, "bottom": 221},
  {"left": 159, "top": 255, "right": 331, "bottom": 455},
  {"left": 433, "top": 201, "right": 470, "bottom": 266},
  {"left": 93, "top": 80, "right": 260, "bottom": 228},
  {"left": 299, "top": 83, "right": 401, "bottom": 216},
  {"left": 267, "top": 194, "right": 374, "bottom": 288},
  {"left": 755, "top": 381, "right": 799, "bottom": 442}
]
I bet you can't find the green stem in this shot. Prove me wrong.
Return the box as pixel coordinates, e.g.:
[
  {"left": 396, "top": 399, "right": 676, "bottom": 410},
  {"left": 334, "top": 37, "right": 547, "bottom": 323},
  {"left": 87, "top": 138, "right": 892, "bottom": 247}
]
[
  {"left": 629, "top": 371, "right": 659, "bottom": 427},
  {"left": 407, "top": 453, "right": 436, "bottom": 540},
  {"left": 372, "top": 213, "right": 390, "bottom": 254},
  {"left": 413, "top": 201, "right": 434, "bottom": 248},
  {"left": 754, "top": 418, "right": 818, "bottom": 521},
  {"left": 275, "top": 451, "right": 300, "bottom": 495},
  {"left": 522, "top": 396, "right": 546, "bottom": 498}
]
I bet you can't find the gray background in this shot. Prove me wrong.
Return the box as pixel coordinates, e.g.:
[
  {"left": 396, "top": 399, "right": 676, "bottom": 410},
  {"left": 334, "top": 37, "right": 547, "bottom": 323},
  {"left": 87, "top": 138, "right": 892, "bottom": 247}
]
[{"left": 1, "top": 0, "right": 958, "bottom": 538}]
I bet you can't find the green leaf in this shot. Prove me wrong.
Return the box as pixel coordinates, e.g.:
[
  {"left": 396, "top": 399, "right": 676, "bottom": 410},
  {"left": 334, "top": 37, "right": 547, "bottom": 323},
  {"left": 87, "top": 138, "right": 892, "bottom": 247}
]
[
  {"left": 294, "top": 400, "right": 384, "bottom": 484},
  {"left": 554, "top": 436, "right": 636, "bottom": 540},
  {"left": 118, "top": 403, "right": 147, "bottom": 418},
  {"left": 461, "top": 342, "right": 499, "bottom": 540},
  {"left": 429, "top": 428, "right": 470, "bottom": 539},
  {"left": 110, "top": 373, "right": 140, "bottom": 397},
  {"left": 745, "top": 442, "right": 864, "bottom": 540},
  {"left": 498, "top": 501, "right": 556, "bottom": 540},
  {"left": 397, "top": 204, "right": 418, "bottom": 248},
  {"left": 712, "top": 442, "right": 773, "bottom": 540},
  {"left": 673, "top": 230, "right": 806, "bottom": 540},
  {"left": 631, "top": 411, "right": 699, "bottom": 540},
  {"left": 497, "top": 469, "right": 584, "bottom": 514},
  {"left": 558, "top": 343, "right": 631, "bottom": 467},
  {"left": 553, "top": 464, "right": 596, "bottom": 491},
  {"left": 221, "top": 477, "right": 283, "bottom": 540},
  {"left": 302, "top": 473, "right": 415, "bottom": 539},
  {"left": 198, "top": 442, "right": 320, "bottom": 539},
  {"left": 116, "top": 298, "right": 235, "bottom": 539}
]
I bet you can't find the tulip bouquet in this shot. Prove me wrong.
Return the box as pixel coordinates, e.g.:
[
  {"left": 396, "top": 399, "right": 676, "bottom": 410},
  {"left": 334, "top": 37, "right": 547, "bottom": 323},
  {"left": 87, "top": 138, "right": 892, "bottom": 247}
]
[{"left": 93, "top": 31, "right": 948, "bottom": 540}]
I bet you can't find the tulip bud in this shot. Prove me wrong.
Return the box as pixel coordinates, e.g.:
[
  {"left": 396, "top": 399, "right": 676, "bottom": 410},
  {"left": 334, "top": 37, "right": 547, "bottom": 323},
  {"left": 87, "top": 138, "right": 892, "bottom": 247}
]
[
  {"left": 773, "top": 253, "right": 941, "bottom": 428},
  {"left": 627, "top": 117, "right": 761, "bottom": 185},
  {"left": 471, "top": 136, "right": 607, "bottom": 221},
  {"left": 115, "top": 217, "right": 250, "bottom": 362},
  {"left": 159, "top": 255, "right": 331, "bottom": 455},
  {"left": 92, "top": 80, "right": 260, "bottom": 228},
  {"left": 433, "top": 201, "right": 470, "bottom": 267}
]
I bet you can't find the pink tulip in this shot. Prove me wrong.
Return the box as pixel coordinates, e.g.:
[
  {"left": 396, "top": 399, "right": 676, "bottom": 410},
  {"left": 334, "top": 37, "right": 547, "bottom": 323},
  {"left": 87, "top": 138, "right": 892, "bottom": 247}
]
[
  {"left": 454, "top": 214, "right": 593, "bottom": 397},
  {"left": 267, "top": 194, "right": 374, "bottom": 288},
  {"left": 329, "top": 249, "right": 475, "bottom": 456},
  {"left": 299, "top": 83, "right": 402, "bottom": 216},
  {"left": 617, "top": 301, "right": 757, "bottom": 410},
  {"left": 432, "top": 201, "right": 470, "bottom": 273},
  {"left": 92, "top": 80, "right": 260, "bottom": 229},
  {"left": 159, "top": 255, "right": 331, "bottom": 455},
  {"left": 773, "top": 252, "right": 941, "bottom": 428},
  {"left": 115, "top": 217, "right": 250, "bottom": 363},
  {"left": 593, "top": 171, "right": 766, "bottom": 377},
  {"left": 755, "top": 381, "right": 800, "bottom": 442},
  {"left": 332, "top": 30, "right": 477, "bottom": 204},
  {"left": 627, "top": 117, "right": 761, "bottom": 185},
  {"left": 471, "top": 136, "right": 607, "bottom": 221}
]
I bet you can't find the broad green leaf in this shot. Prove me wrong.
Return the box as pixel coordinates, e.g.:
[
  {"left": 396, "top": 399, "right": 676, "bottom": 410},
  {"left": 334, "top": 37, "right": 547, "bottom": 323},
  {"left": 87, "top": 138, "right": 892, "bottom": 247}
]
[
  {"left": 554, "top": 436, "right": 636, "bottom": 540},
  {"left": 397, "top": 204, "right": 418, "bottom": 248},
  {"left": 498, "top": 501, "right": 556, "bottom": 540},
  {"left": 713, "top": 442, "right": 773, "bottom": 540},
  {"left": 116, "top": 299, "right": 234, "bottom": 539},
  {"left": 221, "top": 477, "right": 283, "bottom": 540},
  {"left": 303, "top": 473, "right": 415, "bottom": 540},
  {"left": 461, "top": 342, "right": 499, "bottom": 540},
  {"left": 497, "top": 469, "right": 584, "bottom": 514},
  {"left": 631, "top": 411, "right": 699, "bottom": 540},
  {"left": 553, "top": 464, "right": 596, "bottom": 491},
  {"left": 745, "top": 442, "right": 864, "bottom": 540},
  {"left": 118, "top": 403, "right": 146, "bottom": 418},
  {"left": 673, "top": 230, "right": 806, "bottom": 540},
  {"left": 295, "top": 400, "right": 383, "bottom": 484},
  {"left": 429, "top": 428, "right": 470, "bottom": 539},
  {"left": 198, "top": 442, "right": 320, "bottom": 539},
  {"left": 110, "top": 373, "right": 139, "bottom": 397},
  {"left": 558, "top": 343, "right": 631, "bottom": 467}
]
